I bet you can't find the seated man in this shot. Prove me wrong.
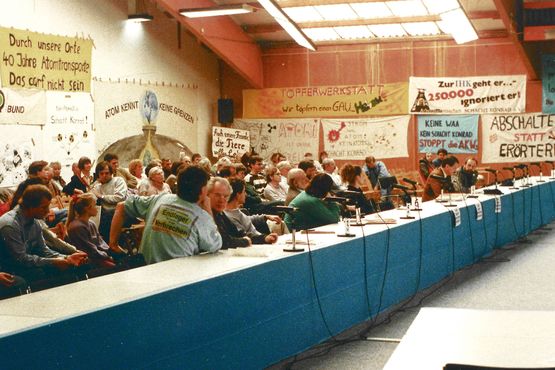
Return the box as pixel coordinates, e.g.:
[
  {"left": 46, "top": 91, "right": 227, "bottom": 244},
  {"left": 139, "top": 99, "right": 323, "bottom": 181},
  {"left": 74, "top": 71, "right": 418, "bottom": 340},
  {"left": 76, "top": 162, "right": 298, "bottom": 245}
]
[
  {"left": 363, "top": 155, "right": 394, "bottom": 210},
  {"left": 0, "top": 185, "right": 87, "bottom": 282},
  {"left": 90, "top": 161, "right": 128, "bottom": 241},
  {"left": 244, "top": 155, "right": 267, "bottom": 195},
  {"left": 422, "top": 156, "right": 460, "bottom": 202},
  {"left": 104, "top": 153, "right": 138, "bottom": 190},
  {"left": 210, "top": 177, "right": 281, "bottom": 248},
  {"left": 322, "top": 157, "right": 345, "bottom": 193},
  {"left": 109, "top": 166, "right": 221, "bottom": 264},
  {"left": 225, "top": 178, "right": 281, "bottom": 242},
  {"left": 452, "top": 157, "right": 479, "bottom": 193},
  {"left": 298, "top": 159, "right": 318, "bottom": 180},
  {"left": 432, "top": 148, "right": 448, "bottom": 168},
  {"left": 285, "top": 168, "right": 309, "bottom": 206}
]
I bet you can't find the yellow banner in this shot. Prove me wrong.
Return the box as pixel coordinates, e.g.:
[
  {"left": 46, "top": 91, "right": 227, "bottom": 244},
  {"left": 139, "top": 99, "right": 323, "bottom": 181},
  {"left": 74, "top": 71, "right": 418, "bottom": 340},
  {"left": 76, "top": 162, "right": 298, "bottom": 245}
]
[
  {"left": 243, "top": 82, "right": 408, "bottom": 118},
  {"left": 0, "top": 27, "right": 92, "bottom": 92}
]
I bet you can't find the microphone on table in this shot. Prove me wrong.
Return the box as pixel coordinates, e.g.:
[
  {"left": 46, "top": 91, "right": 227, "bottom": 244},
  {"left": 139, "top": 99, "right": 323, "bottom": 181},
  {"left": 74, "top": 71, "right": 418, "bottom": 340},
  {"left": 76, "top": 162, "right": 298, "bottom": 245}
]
[
  {"left": 273, "top": 205, "right": 298, "bottom": 214},
  {"left": 392, "top": 184, "right": 410, "bottom": 191},
  {"left": 402, "top": 178, "right": 418, "bottom": 189}
]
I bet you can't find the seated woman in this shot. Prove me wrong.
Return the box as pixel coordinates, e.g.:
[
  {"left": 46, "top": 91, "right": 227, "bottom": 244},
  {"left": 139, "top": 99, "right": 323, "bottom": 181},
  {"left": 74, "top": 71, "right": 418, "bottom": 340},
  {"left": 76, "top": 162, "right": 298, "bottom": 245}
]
[
  {"left": 225, "top": 178, "right": 281, "bottom": 242},
  {"left": 263, "top": 166, "right": 287, "bottom": 202},
  {"left": 128, "top": 159, "right": 145, "bottom": 192},
  {"left": 63, "top": 156, "right": 93, "bottom": 195},
  {"left": 418, "top": 152, "right": 434, "bottom": 185},
  {"left": 138, "top": 167, "right": 171, "bottom": 196},
  {"left": 285, "top": 173, "right": 340, "bottom": 231},
  {"left": 66, "top": 194, "right": 116, "bottom": 268},
  {"left": 339, "top": 164, "right": 376, "bottom": 215}
]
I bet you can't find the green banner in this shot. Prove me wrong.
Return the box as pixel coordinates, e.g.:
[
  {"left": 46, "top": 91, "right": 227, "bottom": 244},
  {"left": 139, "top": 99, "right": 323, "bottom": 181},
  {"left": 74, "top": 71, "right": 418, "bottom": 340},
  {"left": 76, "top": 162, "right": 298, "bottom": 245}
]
[{"left": 0, "top": 27, "right": 92, "bottom": 92}]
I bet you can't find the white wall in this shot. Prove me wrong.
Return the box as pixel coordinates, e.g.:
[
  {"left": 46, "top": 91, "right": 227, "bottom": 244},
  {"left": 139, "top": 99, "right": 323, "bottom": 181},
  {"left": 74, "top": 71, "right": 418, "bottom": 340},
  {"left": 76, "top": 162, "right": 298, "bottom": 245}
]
[{"left": 0, "top": 0, "right": 220, "bottom": 156}]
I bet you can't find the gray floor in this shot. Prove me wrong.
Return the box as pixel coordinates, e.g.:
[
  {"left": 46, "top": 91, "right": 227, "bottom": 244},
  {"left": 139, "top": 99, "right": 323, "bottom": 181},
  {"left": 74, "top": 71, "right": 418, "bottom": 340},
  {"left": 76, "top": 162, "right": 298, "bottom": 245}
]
[{"left": 269, "top": 220, "right": 555, "bottom": 370}]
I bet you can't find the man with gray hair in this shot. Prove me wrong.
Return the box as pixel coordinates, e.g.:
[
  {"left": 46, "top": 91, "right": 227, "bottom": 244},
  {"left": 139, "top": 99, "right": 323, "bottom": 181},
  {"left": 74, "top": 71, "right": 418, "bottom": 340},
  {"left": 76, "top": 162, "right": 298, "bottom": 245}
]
[
  {"left": 322, "top": 157, "right": 345, "bottom": 193},
  {"left": 208, "top": 177, "right": 253, "bottom": 249}
]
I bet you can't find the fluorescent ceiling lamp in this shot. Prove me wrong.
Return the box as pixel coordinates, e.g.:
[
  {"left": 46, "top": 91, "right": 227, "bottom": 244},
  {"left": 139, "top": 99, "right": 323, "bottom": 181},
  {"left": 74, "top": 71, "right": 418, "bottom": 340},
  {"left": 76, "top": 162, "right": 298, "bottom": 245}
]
[
  {"left": 334, "top": 25, "right": 374, "bottom": 39},
  {"left": 283, "top": 6, "right": 323, "bottom": 23},
  {"left": 368, "top": 23, "right": 407, "bottom": 37},
  {"left": 180, "top": 4, "right": 255, "bottom": 18},
  {"left": 314, "top": 4, "right": 358, "bottom": 21},
  {"left": 440, "top": 7, "right": 478, "bottom": 44},
  {"left": 421, "top": 0, "right": 459, "bottom": 15},
  {"left": 127, "top": 13, "right": 153, "bottom": 22},
  {"left": 402, "top": 21, "right": 440, "bottom": 36},
  {"left": 350, "top": 3, "right": 393, "bottom": 19},
  {"left": 258, "top": 0, "right": 316, "bottom": 50},
  {"left": 386, "top": 1, "right": 429, "bottom": 17},
  {"left": 302, "top": 27, "right": 340, "bottom": 41}
]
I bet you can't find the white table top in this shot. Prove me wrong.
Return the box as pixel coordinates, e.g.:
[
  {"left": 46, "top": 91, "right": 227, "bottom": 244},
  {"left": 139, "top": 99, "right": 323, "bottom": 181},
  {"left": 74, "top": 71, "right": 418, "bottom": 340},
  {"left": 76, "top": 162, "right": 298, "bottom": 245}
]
[
  {"left": 384, "top": 307, "right": 555, "bottom": 370},
  {"left": 0, "top": 178, "right": 549, "bottom": 338}
]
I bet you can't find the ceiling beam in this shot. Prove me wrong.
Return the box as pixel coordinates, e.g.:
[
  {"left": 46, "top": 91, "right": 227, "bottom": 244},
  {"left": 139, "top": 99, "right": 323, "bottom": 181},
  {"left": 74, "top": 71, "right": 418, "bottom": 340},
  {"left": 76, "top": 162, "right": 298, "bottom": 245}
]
[
  {"left": 492, "top": 0, "right": 539, "bottom": 80},
  {"left": 153, "top": 0, "right": 264, "bottom": 88}
]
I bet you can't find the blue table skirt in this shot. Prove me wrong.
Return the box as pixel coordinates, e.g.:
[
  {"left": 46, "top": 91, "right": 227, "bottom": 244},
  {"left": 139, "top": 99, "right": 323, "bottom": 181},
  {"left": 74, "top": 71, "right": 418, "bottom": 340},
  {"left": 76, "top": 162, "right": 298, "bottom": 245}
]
[{"left": 0, "top": 181, "right": 554, "bottom": 370}]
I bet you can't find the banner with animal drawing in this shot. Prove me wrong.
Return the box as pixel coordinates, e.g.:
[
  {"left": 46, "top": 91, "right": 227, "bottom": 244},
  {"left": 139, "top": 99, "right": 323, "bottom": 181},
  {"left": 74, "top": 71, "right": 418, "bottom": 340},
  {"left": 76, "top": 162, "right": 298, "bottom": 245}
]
[
  {"left": 242, "top": 82, "right": 408, "bottom": 118},
  {"left": 93, "top": 80, "right": 198, "bottom": 161},
  {"left": 481, "top": 113, "right": 555, "bottom": 163},
  {"left": 321, "top": 116, "right": 410, "bottom": 160},
  {"left": 408, "top": 75, "right": 526, "bottom": 114},
  {"left": 232, "top": 119, "right": 319, "bottom": 164},
  {"left": 0, "top": 87, "right": 46, "bottom": 124},
  {"left": 0, "top": 124, "right": 43, "bottom": 187}
]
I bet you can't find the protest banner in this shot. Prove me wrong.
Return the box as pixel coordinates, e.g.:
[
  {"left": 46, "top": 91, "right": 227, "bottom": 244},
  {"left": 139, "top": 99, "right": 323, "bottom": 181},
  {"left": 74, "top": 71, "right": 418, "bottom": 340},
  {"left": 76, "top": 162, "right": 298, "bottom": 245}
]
[
  {"left": 243, "top": 82, "right": 408, "bottom": 118},
  {"left": 0, "top": 87, "right": 45, "bottom": 124},
  {"left": 232, "top": 119, "right": 319, "bottom": 164},
  {"left": 212, "top": 126, "right": 250, "bottom": 158},
  {"left": 417, "top": 115, "right": 478, "bottom": 154},
  {"left": 409, "top": 75, "right": 526, "bottom": 114},
  {"left": 322, "top": 116, "right": 409, "bottom": 160},
  {"left": 0, "top": 27, "right": 93, "bottom": 92},
  {"left": 542, "top": 54, "right": 555, "bottom": 114},
  {"left": 481, "top": 113, "right": 554, "bottom": 163}
]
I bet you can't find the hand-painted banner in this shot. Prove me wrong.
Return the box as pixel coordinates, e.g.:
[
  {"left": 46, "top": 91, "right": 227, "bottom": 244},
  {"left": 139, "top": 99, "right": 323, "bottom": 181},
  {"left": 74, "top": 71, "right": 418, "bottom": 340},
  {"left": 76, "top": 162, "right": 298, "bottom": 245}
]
[
  {"left": 542, "top": 54, "right": 555, "bottom": 114},
  {"left": 409, "top": 75, "right": 526, "bottom": 114},
  {"left": 94, "top": 80, "right": 198, "bottom": 159},
  {"left": 481, "top": 113, "right": 555, "bottom": 163},
  {"left": 322, "top": 116, "right": 409, "bottom": 160},
  {"left": 44, "top": 92, "right": 95, "bottom": 180},
  {"left": 243, "top": 82, "right": 408, "bottom": 118},
  {"left": 212, "top": 126, "right": 250, "bottom": 158},
  {"left": 0, "top": 27, "right": 93, "bottom": 92},
  {"left": 0, "top": 124, "right": 42, "bottom": 187},
  {"left": 417, "top": 115, "right": 478, "bottom": 154},
  {"left": 232, "top": 119, "right": 319, "bottom": 164},
  {"left": 0, "top": 87, "right": 45, "bottom": 124}
]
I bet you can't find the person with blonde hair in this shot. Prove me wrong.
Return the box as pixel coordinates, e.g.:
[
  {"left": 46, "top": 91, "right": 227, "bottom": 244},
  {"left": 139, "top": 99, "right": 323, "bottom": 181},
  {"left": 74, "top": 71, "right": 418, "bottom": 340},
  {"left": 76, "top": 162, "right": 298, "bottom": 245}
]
[
  {"left": 66, "top": 193, "right": 117, "bottom": 268},
  {"left": 138, "top": 167, "right": 171, "bottom": 196},
  {"left": 263, "top": 166, "right": 287, "bottom": 202}
]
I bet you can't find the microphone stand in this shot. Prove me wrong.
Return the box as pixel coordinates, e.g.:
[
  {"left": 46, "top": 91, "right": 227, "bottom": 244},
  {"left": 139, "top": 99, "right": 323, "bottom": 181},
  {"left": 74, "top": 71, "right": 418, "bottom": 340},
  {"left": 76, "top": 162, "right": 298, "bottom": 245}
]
[
  {"left": 396, "top": 187, "right": 415, "bottom": 219},
  {"left": 483, "top": 170, "right": 503, "bottom": 195},
  {"left": 530, "top": 162, "right": 544, "bottom": 183},
  {"left": 278, "top": 207, "right": 304, "bottom": 252},
  {"left": 520, "top": 165, "right": 531, "bottom": 187},
  {"left": 504, "top": 167, "right": 519, "bottom": 190},
  {"left": 547, "top": 161, "right": 555, "bottom": 180}
]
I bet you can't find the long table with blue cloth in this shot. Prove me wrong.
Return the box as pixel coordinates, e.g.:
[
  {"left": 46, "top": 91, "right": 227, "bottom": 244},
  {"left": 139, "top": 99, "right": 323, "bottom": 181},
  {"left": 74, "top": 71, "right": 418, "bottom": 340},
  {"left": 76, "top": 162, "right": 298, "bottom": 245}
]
[{"left": 0, "top": 177, "right": 553, "bottom": 369}]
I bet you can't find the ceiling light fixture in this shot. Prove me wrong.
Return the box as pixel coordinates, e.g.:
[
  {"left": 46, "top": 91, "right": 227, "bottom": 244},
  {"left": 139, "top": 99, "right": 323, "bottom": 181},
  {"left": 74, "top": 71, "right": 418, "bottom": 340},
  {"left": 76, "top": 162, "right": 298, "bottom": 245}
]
[
  {"left": 128, "top": 13, "right": 153, "bottom": 22},
  {"left": 257, "top": 0, "right": 316, "bottom": 51},
  {"left": 128, "top": 0, "right": 153, "bottom": 22},
  {"left": 180, "top": 4, "right": 256, "bottom": 18}
]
